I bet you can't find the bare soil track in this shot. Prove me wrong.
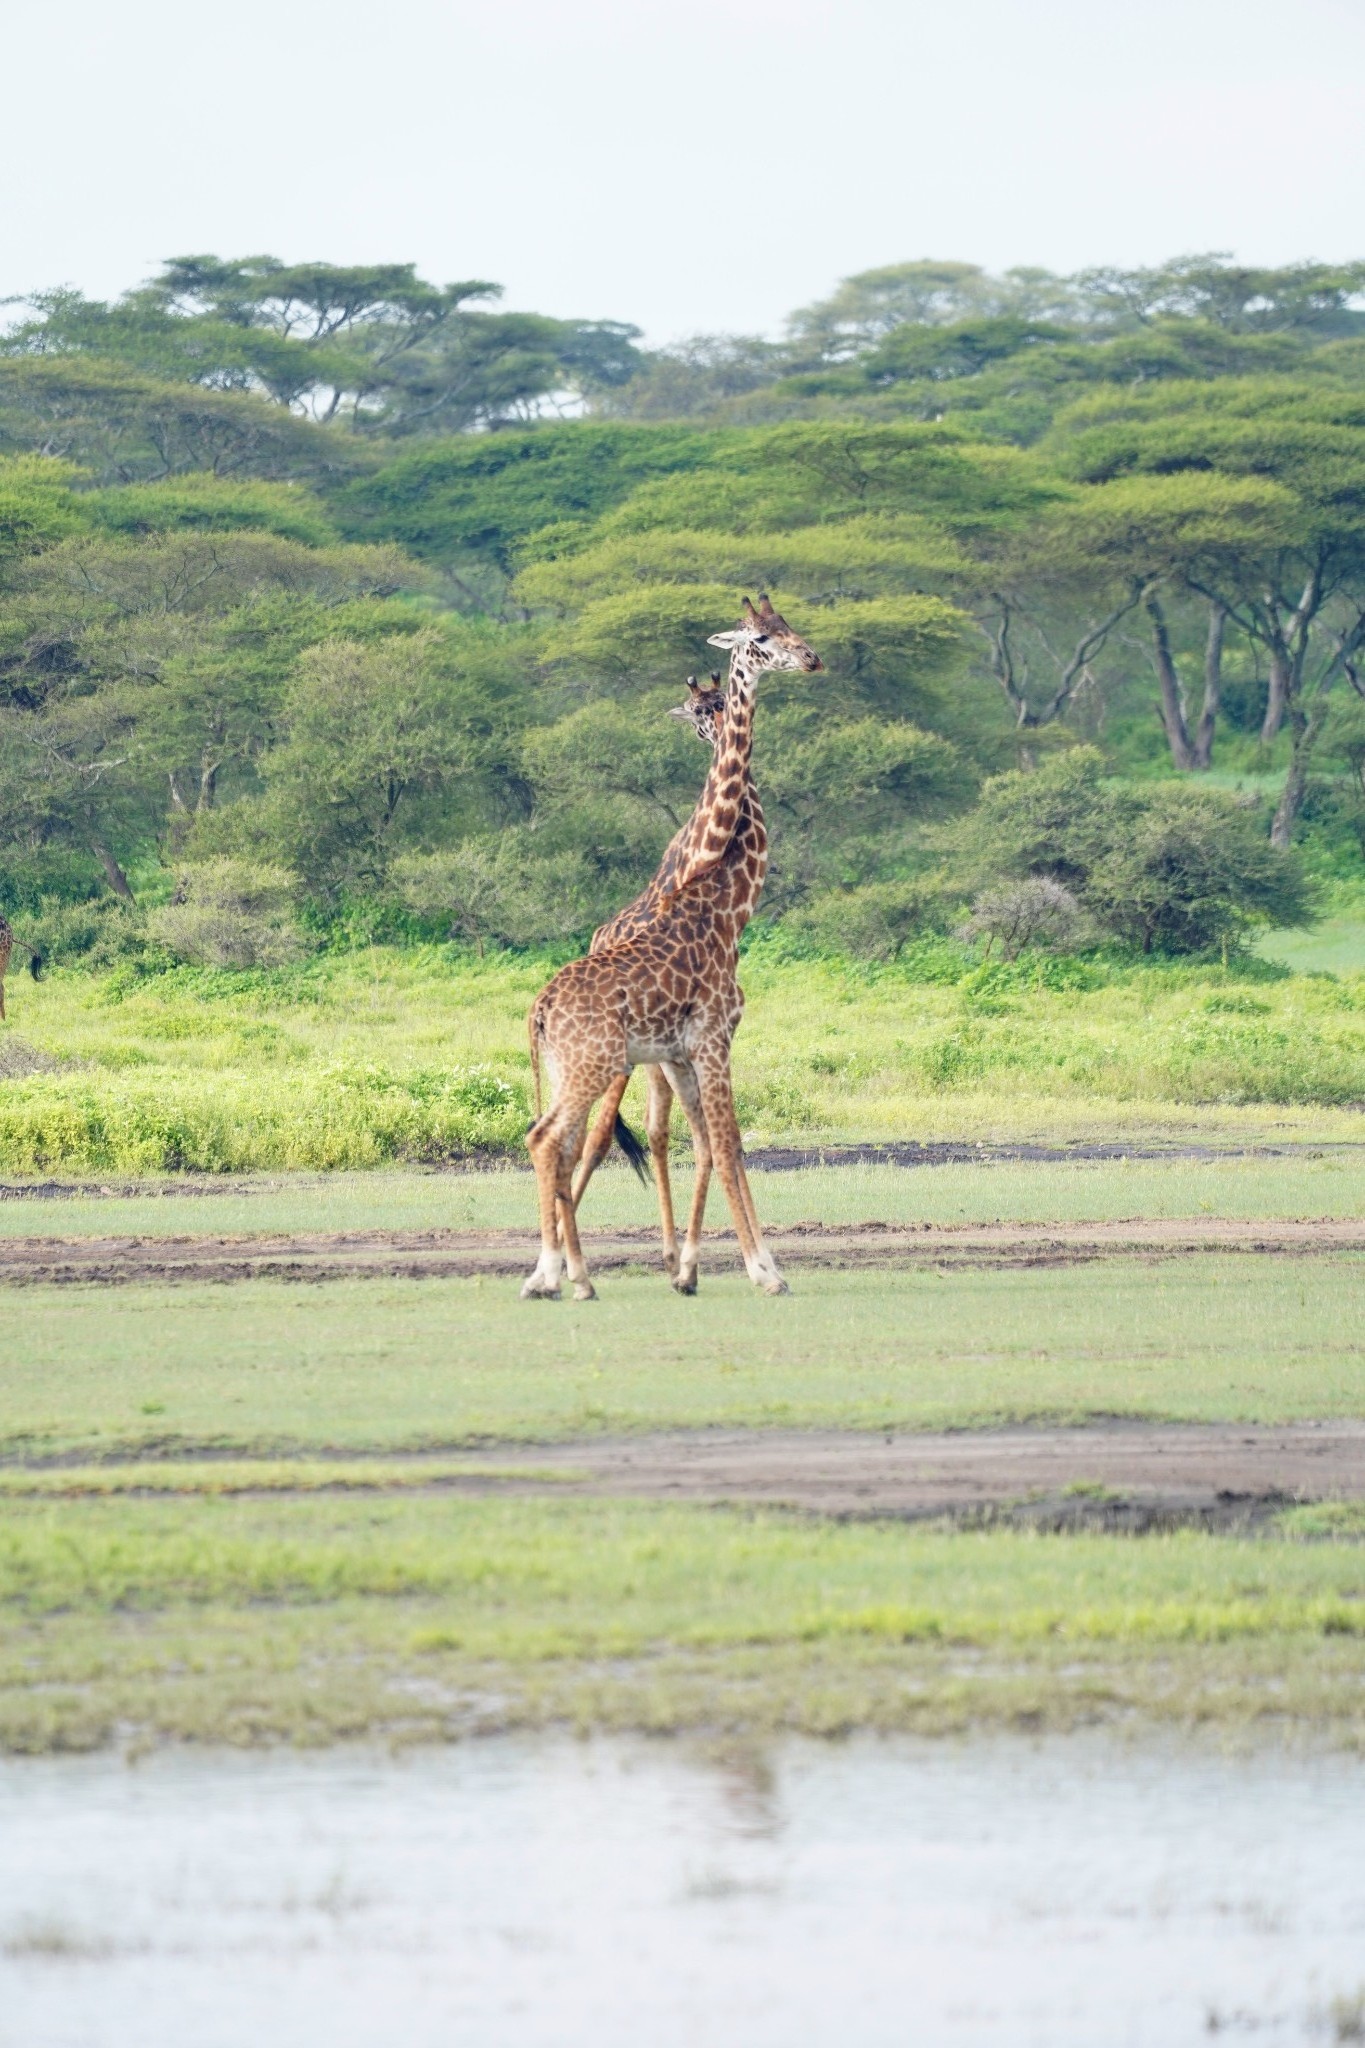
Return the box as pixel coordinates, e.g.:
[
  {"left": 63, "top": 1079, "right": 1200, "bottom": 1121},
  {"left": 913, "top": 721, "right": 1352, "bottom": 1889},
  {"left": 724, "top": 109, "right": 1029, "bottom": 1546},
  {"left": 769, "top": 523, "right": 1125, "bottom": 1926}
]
[
  {"left": 443, "top": 1420, "right": 1365, "bottom": 1530},
  {"left": 25, "top": 1424, "right": 1365, "bottom": 1532},
  {"left": 2, "top": 1216, "right": 1365, "bottom": 1286}
]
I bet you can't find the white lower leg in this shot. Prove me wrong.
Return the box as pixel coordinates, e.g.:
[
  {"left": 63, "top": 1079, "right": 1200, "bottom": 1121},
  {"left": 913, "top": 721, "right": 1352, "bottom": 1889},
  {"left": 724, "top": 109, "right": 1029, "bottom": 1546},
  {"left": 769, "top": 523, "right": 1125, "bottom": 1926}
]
[{"left": 520, "top": 1246, "right": 565, "bottom": 1298}]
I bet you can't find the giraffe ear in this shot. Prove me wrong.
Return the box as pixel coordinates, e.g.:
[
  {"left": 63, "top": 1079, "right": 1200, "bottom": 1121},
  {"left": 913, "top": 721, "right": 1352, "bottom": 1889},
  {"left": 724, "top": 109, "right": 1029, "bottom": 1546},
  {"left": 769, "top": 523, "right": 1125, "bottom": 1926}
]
[
  {"left": 707, "top": 629, "right": 742, "bottom": 648},
  {"left": 665, "top": 703, "right": 694, "bottom": 721}
]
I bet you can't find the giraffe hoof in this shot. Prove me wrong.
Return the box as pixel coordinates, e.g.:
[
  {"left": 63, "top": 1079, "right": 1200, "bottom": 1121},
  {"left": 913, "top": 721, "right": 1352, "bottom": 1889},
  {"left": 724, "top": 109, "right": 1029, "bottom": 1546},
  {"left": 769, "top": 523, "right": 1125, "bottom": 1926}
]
[
  {"left": 762, "top": 1276, "right": 790, "bottom": 1297},
  {"left": 572, "top": 1280, "right": 597, "bottom": 1302},
  {"left": 672, "top": 1268, "right": 698, "bottom": 1296},
  {"left": 520, "top": 1277, "right": 562, "bottom": 1301}
]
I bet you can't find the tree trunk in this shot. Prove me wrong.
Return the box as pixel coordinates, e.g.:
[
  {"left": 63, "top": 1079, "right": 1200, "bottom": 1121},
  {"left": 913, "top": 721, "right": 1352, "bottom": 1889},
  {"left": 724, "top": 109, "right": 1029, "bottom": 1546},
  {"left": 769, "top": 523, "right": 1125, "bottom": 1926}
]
[
  {"left": 1271, "top": 687, "right": 1335, "bottom": 849},
  {"left": 1261, "top": 646, "right": 1290, "bottom": 743},
  {"left": 1146, "top": 593, "right": 1195, "bottom": 770},
  {"left": 1191, "top": 601, "right": 1225, "bottom": 770},
  {"left": 89, "top": 836, "right": 135, "bottom": 903}
]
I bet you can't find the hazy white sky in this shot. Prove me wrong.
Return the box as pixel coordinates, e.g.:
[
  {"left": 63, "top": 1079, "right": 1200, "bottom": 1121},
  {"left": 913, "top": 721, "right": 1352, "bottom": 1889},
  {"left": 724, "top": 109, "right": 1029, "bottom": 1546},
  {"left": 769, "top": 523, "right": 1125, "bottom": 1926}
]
[{"left": 8, "top": 0, "right": 1365, "bottom": 342}]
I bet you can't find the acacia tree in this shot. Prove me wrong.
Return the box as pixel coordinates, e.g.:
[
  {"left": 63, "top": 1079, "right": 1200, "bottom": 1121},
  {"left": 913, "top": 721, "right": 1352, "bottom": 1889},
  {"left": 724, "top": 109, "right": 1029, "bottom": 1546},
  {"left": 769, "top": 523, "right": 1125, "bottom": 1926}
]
[{"left": 1054, "top": 379, "right": 1365, "bottom": 840}]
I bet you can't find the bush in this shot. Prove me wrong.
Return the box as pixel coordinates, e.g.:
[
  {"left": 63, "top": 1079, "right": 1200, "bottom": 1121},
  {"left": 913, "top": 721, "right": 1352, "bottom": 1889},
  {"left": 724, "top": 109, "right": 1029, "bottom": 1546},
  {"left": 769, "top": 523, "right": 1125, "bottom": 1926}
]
[
  {"left": 937, "top": 748, "right": 1315, "bottom": 955},
  {"left": 149, "top": 860, "right": 305, "bottom": 970},
  {"left": 957, "top": 879, "right": 1089, "bottom": 960},
  {"left": 785, "top": 881, "right": 933, "bottom": 961}
]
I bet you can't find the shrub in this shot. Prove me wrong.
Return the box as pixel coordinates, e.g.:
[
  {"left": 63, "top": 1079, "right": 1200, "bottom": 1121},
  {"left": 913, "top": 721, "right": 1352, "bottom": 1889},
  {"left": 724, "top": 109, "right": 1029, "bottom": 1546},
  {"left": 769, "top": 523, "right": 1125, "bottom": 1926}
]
[
  {"left": 785, "top": 881, "right": 932, "bottom": 961},
  {"left": 957, "top": 879, "right": 1088, "bottom": 960},
  {"left": 936, "top": 748, "right": 1315, "bottom": 955},
  {"left": 150, "top": 860, "right": 305, "bottom": 970}
]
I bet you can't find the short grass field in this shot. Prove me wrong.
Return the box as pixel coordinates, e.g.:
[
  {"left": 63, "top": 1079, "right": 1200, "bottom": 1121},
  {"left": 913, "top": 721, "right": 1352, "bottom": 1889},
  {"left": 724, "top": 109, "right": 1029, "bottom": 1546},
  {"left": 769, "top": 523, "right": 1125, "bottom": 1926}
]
[
  {"left": 4, "top": 937, "right": 1365, "bottom": 1172},
  {"left": 2, "top": 1149, "right": 1365, "bottom": 1753}
]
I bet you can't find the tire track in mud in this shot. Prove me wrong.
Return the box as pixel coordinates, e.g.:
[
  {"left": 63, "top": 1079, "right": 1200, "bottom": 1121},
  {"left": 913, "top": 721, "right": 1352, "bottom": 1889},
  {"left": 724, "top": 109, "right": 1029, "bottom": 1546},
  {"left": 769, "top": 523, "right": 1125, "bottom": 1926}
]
[{"left": 2, "top": 1216, "right": 1365, "bottom": 1286}]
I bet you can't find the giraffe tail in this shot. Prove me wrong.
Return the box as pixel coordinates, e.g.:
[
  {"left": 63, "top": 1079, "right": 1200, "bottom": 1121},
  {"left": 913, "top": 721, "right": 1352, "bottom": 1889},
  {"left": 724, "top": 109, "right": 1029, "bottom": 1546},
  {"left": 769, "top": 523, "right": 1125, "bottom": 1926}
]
[
  {"left": 28, "top": 949, "right": 42, "bottom": 982},
  {"left": 612, "top": 1112, "right": 649, "bottom": 1185}
]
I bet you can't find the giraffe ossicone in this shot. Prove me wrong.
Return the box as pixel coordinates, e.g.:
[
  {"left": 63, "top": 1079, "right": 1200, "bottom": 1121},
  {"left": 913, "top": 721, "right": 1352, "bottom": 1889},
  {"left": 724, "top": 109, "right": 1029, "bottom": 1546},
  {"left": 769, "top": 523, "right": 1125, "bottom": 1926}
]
[{"left": 521, "top": 597, "right": 823, "bottom": 1302}]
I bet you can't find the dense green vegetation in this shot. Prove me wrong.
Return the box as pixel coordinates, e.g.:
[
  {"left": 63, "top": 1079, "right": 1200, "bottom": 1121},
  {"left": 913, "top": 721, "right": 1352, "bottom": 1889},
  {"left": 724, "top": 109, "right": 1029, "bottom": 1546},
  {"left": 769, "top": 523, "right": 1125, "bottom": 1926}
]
[
  {"left": 5, "top": 250, "right": 1365, "bottom": 993},
  {"left": 2, "top": 941, "right": 1364, "bottom": 1172}
]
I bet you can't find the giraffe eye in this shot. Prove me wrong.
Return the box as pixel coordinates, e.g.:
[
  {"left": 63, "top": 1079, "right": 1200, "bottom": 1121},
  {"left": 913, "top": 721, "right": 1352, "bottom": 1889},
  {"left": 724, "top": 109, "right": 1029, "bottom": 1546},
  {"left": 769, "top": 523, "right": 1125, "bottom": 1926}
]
[{"left": 753, "top": 633, "right": 769, "bottom": 645}]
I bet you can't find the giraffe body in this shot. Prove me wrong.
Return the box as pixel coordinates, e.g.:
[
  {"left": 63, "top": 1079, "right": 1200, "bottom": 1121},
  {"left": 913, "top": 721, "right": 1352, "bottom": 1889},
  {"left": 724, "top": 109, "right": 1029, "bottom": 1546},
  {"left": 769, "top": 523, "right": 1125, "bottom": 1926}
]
[
  {"left": 570, "top": 677, "right": 768, "bottom": 1287},
  {"left": 523, "top": 600, "right": 821, "bottom": 1301}
]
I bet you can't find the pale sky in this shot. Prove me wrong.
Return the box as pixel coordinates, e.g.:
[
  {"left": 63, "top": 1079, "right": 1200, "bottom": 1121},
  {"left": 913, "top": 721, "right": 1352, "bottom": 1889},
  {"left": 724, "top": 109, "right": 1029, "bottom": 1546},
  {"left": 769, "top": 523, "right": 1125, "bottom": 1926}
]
[{"left": 8, "top": 0, "right": 1365, "bottom": 343}]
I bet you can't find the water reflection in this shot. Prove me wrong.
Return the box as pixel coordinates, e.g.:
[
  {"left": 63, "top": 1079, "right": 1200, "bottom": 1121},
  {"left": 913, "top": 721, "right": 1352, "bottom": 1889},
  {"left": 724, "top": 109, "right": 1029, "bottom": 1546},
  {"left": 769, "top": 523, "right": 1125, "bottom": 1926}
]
[{"left": 1, "top": 1732, "right": 1362, "bottom": 2046}]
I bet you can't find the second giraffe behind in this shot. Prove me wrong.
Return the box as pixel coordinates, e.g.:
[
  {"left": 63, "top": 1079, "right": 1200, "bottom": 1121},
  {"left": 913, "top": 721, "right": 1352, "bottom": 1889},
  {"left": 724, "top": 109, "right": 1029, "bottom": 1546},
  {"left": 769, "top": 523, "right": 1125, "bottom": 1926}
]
[{"left": 521, "top": 598, "right": 823, "bottom": 1302}]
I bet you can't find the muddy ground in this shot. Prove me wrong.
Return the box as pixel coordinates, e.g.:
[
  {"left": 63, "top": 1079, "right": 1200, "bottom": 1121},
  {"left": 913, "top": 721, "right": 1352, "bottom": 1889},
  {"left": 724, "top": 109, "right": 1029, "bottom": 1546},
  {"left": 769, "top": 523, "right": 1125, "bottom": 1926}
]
[
  {"left": 428, "top": 1419, "right": 1365, "bottom": 1530},
  {"left": 15, "top": 1423, "right": 1365, "bottom": 1533},
  {"left": 1, "top": 1214, "right": 1364, "bottom": 1286}
]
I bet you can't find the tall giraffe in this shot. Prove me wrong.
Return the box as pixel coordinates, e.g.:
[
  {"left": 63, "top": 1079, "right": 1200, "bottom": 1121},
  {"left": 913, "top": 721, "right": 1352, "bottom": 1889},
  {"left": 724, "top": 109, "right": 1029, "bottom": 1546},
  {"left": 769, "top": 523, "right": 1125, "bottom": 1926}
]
[
  {"left": 522, "top": 597, "right": 822, "bottom": 1302},
  {"left": 569, "top": 673, "right": 764, "bottom": 1290}
]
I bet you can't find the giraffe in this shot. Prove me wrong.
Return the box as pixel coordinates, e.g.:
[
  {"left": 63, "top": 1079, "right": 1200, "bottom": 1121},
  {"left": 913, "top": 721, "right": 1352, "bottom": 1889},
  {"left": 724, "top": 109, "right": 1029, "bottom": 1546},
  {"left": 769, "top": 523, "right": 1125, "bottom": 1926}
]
[
  {"left": 567, "top": 673, "right": 767, "bottom": 1290},
  {"left": 522, "top": 597, "right": 822, "bottom": 1302}
]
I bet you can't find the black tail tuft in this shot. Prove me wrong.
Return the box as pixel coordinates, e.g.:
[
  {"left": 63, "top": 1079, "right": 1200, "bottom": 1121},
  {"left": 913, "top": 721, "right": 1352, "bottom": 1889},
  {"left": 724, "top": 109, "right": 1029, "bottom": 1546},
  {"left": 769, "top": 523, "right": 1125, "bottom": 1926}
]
[
  {"left": 613, "top": 1112, "right": 650, "bottom": 1185},
  {"left": 28, "top": 951, "right": 42, "bottom": 982}
]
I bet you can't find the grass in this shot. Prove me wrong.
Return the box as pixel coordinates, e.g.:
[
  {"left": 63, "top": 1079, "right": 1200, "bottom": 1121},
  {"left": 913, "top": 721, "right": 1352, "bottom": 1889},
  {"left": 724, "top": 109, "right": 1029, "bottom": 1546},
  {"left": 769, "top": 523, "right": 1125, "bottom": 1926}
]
[
  {"left": 5, "top": 1494, "right": 1365, "bottom": 1752},
  {"left": 4, "top": 1135, "right": 1365, "bottom": 1749},
  {"left": 2, "top": 940, "right": 1365, "bottom": 1171},
  {"left": 6, "top": 1150, "right": 1365, "bottom": 1239},
  {"left": 2, "top": 1259, "right": 1365, "bottom": 1462}
]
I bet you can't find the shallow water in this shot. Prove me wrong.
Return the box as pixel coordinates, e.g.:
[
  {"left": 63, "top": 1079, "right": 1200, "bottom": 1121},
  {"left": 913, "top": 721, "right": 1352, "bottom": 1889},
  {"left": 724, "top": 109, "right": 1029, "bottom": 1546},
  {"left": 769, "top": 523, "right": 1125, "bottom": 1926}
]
[{"left": 2, "top": 1733, "right": 1363, "bottom": 2046}]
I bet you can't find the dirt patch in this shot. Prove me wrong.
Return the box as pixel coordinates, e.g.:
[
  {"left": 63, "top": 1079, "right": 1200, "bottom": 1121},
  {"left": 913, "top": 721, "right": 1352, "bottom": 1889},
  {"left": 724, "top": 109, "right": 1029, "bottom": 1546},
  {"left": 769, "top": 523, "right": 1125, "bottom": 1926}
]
[
  {"left": 1, "top": 1215, "right": 1364, "bottom": 1287},
  {"left": 12, "top": 1422, "right": 1364, "bottom": 1528},
  {"left": 0, "top": 1039, "right": 65, "bottom": 1082},
  {"left": 489, "top": 1419, "right": 1365, "bottom": 1529}
]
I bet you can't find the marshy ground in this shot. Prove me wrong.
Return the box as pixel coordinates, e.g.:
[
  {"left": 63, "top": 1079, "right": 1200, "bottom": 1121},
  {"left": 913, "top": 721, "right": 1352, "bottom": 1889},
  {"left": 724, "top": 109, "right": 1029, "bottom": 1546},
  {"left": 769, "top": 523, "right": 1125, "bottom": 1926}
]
[{"left": 2, "top": 1148, "right": 1364, "bottom": 1753}]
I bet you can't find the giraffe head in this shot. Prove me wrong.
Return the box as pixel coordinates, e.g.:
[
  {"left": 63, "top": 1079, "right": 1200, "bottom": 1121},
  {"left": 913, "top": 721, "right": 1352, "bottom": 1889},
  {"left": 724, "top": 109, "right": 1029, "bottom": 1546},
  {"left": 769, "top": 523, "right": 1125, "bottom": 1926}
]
[
  {"left": 666, "top": 673, "right": 727, "bottom": 749},
  {"left": 707, "top": 595, "right": 824, "bottom": 673}
]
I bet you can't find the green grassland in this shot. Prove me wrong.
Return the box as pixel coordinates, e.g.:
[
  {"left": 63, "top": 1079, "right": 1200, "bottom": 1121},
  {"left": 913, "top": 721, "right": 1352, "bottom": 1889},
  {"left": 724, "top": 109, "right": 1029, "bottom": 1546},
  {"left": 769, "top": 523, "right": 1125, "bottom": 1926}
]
[
  {"left": 5, "top": 1260, "right": 1365, "bottom": 1462},
  {"left": 3, "top": 998, "right": 1364, "bottom": 1748},
  {"left": 5, "top": 1148, "right": 1365, "bottom": 1239},
  {"left": 6, "top": 1491, "right": 1365, "bottom": 1754},
  {"left": 1, "top": 1230, "right": 1365, "bottom": 1747},
  {"left": 3, "top": 939, "right": 1365, "bottom": 1173}
]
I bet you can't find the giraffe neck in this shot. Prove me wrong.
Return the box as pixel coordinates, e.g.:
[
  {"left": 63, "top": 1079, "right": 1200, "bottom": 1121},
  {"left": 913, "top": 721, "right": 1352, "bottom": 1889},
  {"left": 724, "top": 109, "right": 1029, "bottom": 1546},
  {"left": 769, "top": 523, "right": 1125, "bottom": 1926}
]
[{"left": 684, "top": 646, "right": 759, "bottom": 858}]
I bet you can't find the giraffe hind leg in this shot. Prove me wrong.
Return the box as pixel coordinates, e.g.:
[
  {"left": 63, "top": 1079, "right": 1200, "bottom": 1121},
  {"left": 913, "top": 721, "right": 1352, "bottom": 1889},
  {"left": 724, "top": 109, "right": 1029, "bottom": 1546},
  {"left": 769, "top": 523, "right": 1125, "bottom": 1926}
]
[
  {"left": 664, "top": 1060, "right": 710, "bottom": 1295},
  {"left": 695, "top": 1057, "right": 788, "bottom": 1296},
  {"left": 568, "top": 1072, "right": 630, "bottom": 1221},
  {"left": 643, "top": 1066, "right": 680, "bottom": 1279}
]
